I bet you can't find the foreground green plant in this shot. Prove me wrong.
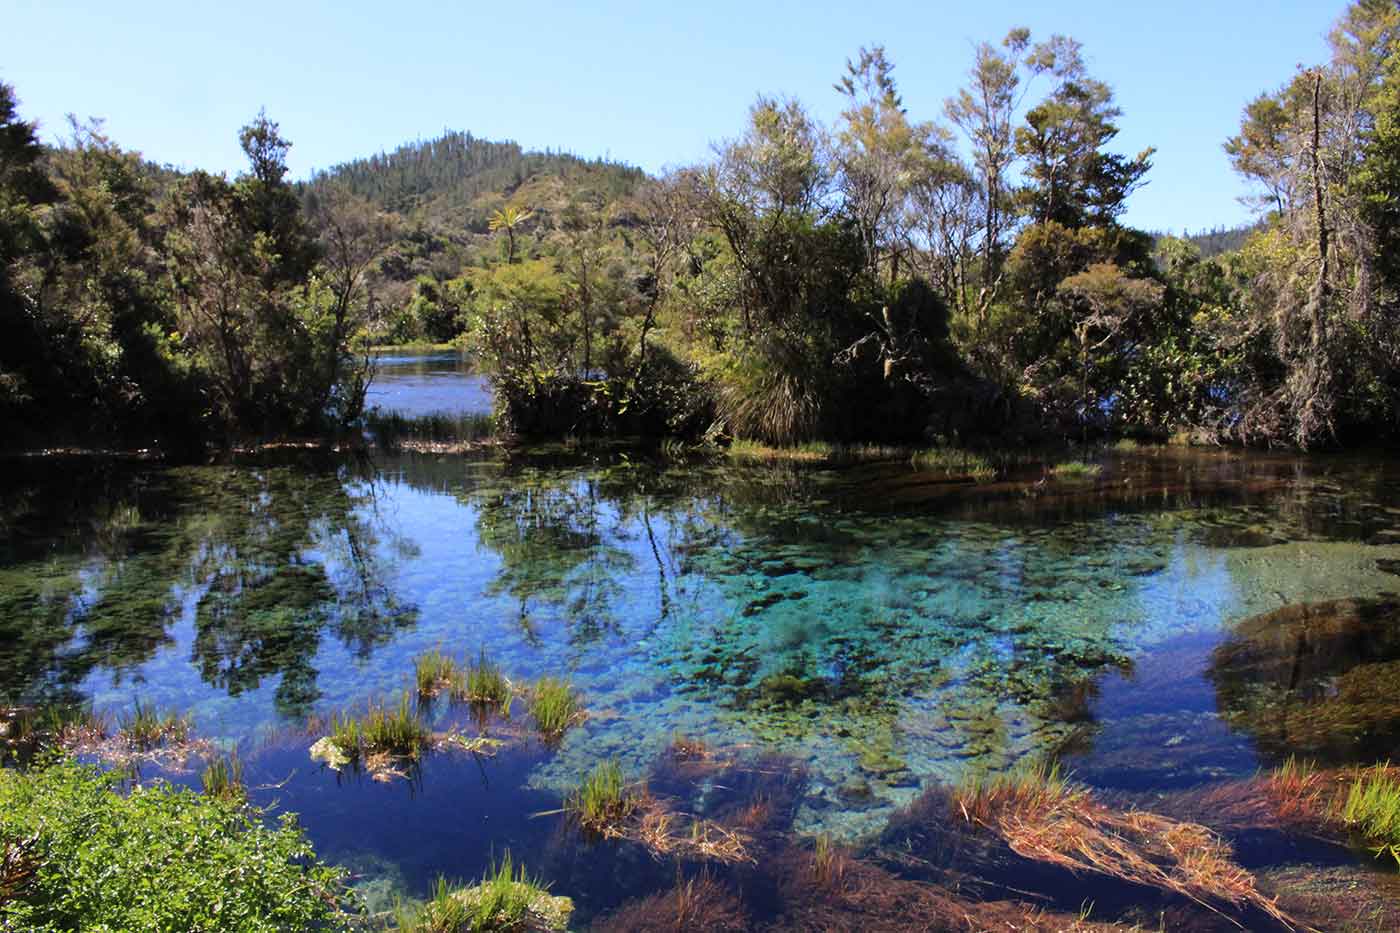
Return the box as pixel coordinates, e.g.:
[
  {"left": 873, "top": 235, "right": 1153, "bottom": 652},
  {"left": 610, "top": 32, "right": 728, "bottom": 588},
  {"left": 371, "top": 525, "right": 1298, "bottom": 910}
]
[
  {"left": 0, "top": 758, "right": 352, "bottom": 932},
  {"left": 530, "top": 677, "right": 580, "bottom": 740}
]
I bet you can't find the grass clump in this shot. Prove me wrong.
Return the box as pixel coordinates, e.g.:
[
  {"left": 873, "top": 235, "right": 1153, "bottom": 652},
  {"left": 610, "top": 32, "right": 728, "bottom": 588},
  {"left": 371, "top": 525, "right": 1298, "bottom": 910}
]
[
  {"left": 459, "top": 651, "right": 512, "bottom": 711},
  {"left": 117, "top": 700, "right": 191, "bottom": 751},
  {"left": 0, "top": 758, "right": 351, "bottom": 932},
  {"left": 415, "top": 648, "right": 461, "bottom": 698},
  {"left": 393, "top": 854, "right": 565, "bottom": 932},
  {"left": 566, "top": 760, "right": 638, "bottom": 836},
  {"left": 530, "top": 677, "right": 581, "bottom": 740},
  {"left": 200, "top": 752, "right": 245, "bottom": 802},
  {"left": 1048, "top": 460, "right": 1103, "bottom": 480},
  {"left": 910, "top": 447, "right": 996, "bottom": 481},
  {"left": 326, "top": 690, "right": 431, "bottom": 764},
  {"left": 1338, "top": 764, "right": 1400, "bottom": 863},
  {"left": 951, "top": 760, "right": 1291, "bottom": 926}
]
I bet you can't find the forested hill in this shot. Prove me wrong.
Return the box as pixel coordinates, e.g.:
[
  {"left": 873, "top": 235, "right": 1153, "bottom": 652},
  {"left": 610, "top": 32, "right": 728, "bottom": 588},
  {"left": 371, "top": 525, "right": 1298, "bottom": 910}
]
[{"left": 304, "top": 130, "right": 646, "bottom": 231}]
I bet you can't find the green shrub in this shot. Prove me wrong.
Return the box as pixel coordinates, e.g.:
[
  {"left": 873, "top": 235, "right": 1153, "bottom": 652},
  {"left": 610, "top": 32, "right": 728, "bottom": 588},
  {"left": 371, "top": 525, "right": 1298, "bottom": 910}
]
[{"left": 0, "top": 758, "right": 353, "bottom": 932}]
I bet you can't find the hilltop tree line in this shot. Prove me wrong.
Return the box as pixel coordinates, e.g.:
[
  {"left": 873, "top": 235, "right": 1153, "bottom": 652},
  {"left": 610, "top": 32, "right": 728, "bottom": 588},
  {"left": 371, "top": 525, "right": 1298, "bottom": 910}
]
[{"left": 2, "top": 0, "right": 1398, "bottom": 452}]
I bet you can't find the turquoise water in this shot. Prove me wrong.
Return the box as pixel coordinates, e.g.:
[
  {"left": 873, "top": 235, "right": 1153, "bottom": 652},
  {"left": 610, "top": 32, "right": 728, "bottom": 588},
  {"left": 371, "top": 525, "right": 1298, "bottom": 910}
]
[{"left": 5, "top": 452, "right": 1400, "bottom": 802}]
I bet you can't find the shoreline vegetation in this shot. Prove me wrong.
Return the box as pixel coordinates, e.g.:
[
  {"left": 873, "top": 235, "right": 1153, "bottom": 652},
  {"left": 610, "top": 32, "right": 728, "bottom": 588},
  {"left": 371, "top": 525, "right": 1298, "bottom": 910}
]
[{"left": 4, "top": 2, "right": 1400, "bottom": 459}]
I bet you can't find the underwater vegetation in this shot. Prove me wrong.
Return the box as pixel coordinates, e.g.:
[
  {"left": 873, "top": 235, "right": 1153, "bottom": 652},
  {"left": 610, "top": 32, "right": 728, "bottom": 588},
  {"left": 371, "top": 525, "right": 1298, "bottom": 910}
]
[{"left": 1209, "top": 597, "right": 1400, "bottom": 763}]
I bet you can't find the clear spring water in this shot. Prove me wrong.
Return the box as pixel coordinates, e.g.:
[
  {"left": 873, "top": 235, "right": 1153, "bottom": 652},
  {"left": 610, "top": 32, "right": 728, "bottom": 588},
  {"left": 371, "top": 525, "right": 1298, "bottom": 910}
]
[{"left": 6, "top": 356, "right": 1400, "bottom": 923}]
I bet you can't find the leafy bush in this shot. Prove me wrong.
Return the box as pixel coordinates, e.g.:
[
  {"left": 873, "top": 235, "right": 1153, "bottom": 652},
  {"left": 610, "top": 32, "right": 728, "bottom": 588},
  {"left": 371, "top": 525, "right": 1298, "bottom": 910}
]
[{"left": 0, "top": 758, "right": 354, "bottom": 932}]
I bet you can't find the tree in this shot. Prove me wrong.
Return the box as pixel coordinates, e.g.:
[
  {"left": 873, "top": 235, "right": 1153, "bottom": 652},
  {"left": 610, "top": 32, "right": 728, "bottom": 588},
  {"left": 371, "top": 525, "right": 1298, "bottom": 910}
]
[{"left": 488, "top": 205, "right": 534, "bottom": 263}]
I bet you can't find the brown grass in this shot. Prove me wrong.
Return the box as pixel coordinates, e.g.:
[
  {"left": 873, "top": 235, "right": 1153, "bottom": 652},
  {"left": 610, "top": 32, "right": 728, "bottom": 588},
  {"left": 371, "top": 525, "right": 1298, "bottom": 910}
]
[
  {"left": 953, "top": 764, "right": 1295, "bottom": 928},
  {"left": 589, "top": 872, "right": 750, "bottom": 933}
]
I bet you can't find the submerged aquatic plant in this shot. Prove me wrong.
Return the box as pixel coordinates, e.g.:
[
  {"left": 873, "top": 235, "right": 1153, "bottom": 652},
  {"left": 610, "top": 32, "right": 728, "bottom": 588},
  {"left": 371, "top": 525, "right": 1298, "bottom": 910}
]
[{"left": 530, "top": 677, "right": 580, "bottom": 740}]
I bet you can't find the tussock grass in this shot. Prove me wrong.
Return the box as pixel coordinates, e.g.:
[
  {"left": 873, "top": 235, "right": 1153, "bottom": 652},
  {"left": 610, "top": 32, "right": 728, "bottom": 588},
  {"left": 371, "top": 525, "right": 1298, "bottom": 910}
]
[
  {"left": 393, "top": 854, "right": 554, "bottom": 933},
  {"left": 326, "top": 691, "right": 430, "bottom": 764},
  {"left": 118, "top": 701, "right": 191, "bottom": 751},
  {"left": 200, "top": 752, "right": 245, "bottom": 802},
  {"left": 1, "top": 704, "right": 107, "bottom": 762},
  {"left": 910, "top": 447, "right": 997, "bottom": 481},
  {"left": 726, "top": 439, "right": 834, "bottom": 462},
  {"left": 1338, "top": 764, "right": 1400, "bottom": 864},
  {"left": 1048, "top": 460, "right": 1103, "bottom": 480},
  {"left": 414, "top": 648, "right": 459, "bottom": 698},
  {"left": 567, "top": 760, "right": 637, "bottom": 836},
  {"left": 459, "top": 651, "right": 511, "bottom": 711},
  {"left": 415, "top": 648, "right": 513, "bottom": 715},
  {"left": 530, "top": 677, "right": 580, "bottom": 740}
]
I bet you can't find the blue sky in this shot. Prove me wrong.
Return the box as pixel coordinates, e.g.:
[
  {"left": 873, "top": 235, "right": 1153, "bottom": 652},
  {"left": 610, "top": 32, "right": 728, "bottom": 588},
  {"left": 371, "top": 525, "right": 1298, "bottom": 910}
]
[{"left": 4, "top": 0, "right": 1339, "bottom": 233}]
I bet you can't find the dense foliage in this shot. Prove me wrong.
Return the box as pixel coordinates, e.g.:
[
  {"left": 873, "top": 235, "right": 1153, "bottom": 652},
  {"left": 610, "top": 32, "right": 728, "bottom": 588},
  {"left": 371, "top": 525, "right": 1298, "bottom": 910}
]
[
  {"left": 4, "top": 0, "right": 1399, "bottom": 450},
  {"left": 0, "top": 759, "right": 352, "bottom": 932},
  {"left": 0, "top": 96, "right": 384, "bottom": 450}
]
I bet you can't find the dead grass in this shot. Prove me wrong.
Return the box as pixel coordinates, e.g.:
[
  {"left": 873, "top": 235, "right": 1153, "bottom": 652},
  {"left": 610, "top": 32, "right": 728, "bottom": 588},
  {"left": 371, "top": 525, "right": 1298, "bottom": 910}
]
[
  {"left": 590, "top": 872, "right": 750, "bottom": 933},
  {"left": 952, "top": 762, "right": 1295, "bottom": 928}
]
